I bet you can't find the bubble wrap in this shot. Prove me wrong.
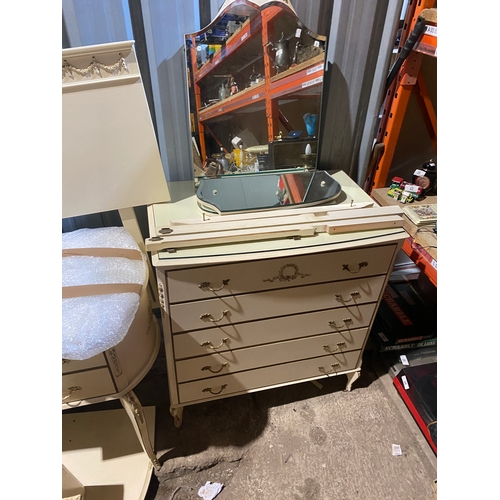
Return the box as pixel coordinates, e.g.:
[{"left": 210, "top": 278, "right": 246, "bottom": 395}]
[{"left": 62, "top": 227, "right": 147, "bottom": 360}]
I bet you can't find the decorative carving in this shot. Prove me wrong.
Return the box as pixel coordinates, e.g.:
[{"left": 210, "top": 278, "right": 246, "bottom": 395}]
[
  {"left": 263, "top": 263, "right": 310, "bottom": 283},
  {"left": 62, "top": 55, "right": 128, "bottom": 79},
  {"left": 123, "top": 392, "right": 144, "bottom": 424},
  {"left": 106, "top": 347, "right": 122, "bottom": 377}
]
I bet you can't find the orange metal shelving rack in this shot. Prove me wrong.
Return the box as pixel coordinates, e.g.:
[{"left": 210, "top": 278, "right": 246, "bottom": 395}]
[
  {"left": 368, "top": 0, "right": 437, "bottom": 191},
  {"left": 188, "top": 6, "right": 325, "bottom": 162}
]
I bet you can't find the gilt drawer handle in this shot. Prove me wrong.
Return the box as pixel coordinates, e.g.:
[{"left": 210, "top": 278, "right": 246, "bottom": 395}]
[
  {"left": 323, "top": 342, "right": 347, "bottom": 354},
  {"left": 200, "top": 310, "right": 230, "bottom": 322},
  {"left": 199, "top": 279, "right": 230, "bottom": 292},
  {"left": 335, "top": 291, "right": 360, "bottom": 303},
  {"left": 328, "top": 318, "right": 353, "bottom": 329},
  {"left": 318, "top": 363, "right": 340, "bottom": 375},
  {"left": 202, "top": 362, "right": 228, "bottom": 373},
  {"left": 62, "top": 386, "right": 82, "bottom": 401},
  {"left": 202, "top": 384, "right": 228, "bottom": 395},
  {"left": 200, "top": 338, "right": 229, "bottom": 349},
  {"left": 342, "top": 262, "right": 368, "bottom": 273}
]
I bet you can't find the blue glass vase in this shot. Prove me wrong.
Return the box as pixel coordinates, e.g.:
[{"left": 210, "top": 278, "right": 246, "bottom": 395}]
[{"left": 303, "top": 113, "right": 318, "bottom": 137}]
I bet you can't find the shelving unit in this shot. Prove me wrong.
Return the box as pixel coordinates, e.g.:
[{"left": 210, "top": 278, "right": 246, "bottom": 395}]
[
  {"left": 186, "top": 4, "right": 326, "bottom": 162},
  {"left": 367, "top": 0, "right": 438, "bottom": 448},
  {"left": 368, "top": 0, "right": 437, "bottom": 190}
]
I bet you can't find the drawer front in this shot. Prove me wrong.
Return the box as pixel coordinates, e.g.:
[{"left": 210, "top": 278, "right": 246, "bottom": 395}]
[
  {"left": 62, "top": 368, "right": 116, "bottom": 403},
  {"left": 167, "top": 244, "right": 397, "bottom": 303},
  {"left": 176, "top": 327, "right": 368, "bottom": 383},
  {"left": 178, "top": 350, "right": 361, "bottom": 404},
  {"left": 169, "top": 275, "right": 385, "bottom": 333},
  {"left": 173, "top": 303, "right": 376, "bottom": 359},
  {"left": 62, "top": 353, "right": 107, "bottom": 374}
]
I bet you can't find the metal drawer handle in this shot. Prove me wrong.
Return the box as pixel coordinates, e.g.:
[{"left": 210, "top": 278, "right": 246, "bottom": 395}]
[
  {"left": 342, "top": 261, "right": 368, "bottom": 274},
  {"left": 200, "top": 310, "right": 230, "bottom": 322},
  {"left": 318, "top": 363, "right": 340, "bottom": 375},
  {"left": 200, "top": 338, "right": 229, "bottom": 349},
  {"left": 335, "top": 291, "right": 360, "bottom": 303},
  {"left": 202, "top": 363, "right": 228, "bottom": 373},
  {"left": 62, "top": 386, "right": 82, "bottom": 401},
  {"left": 328, "top": 318, "right": 353, "bottom": 329},
  {"left": 323, "top": 342, "right": 347, "bottom": 354},
  {"left": 199, "top": 279, "right": 230, "bottom": 292},
  {"left": 202, "top": 384, "right": 228, "bottom": 395}
]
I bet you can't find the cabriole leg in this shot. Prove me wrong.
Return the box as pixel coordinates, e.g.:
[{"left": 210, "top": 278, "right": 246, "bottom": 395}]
[
  {"left": 345, "top": 371, "right": 361, "bottom": 392},
  {"left": 120, "top": 390, "right": 161, "bottom": 470},
  {"left": 170, "top": 405, "right": 184, "bottom": 428}
]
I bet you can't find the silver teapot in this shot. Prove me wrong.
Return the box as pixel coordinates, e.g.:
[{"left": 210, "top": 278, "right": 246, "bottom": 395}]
[{"left": 266, "top": 32, "right": 290, "bottom": 74}]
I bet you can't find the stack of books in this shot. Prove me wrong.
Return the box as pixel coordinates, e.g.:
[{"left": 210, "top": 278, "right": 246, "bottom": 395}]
[
  {"left": 402, "top": 203, "right": 437, "bottom": 227},
  {"left": 371, "top": 279, "right": 437, "bottom": 352}
]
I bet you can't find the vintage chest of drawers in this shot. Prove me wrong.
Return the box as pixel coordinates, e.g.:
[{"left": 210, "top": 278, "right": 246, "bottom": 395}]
[{"left": 147, "top": 171, "right": 407, "bottom": 427}]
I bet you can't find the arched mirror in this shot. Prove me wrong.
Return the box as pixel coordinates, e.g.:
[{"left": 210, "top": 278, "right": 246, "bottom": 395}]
[{"left": 184, "top": 0, "right": 338, "bottom": 213}]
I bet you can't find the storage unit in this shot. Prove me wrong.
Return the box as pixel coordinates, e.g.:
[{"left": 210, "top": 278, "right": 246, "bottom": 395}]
[{"left": 147, "top": 170, "right": 407, "bottom": 427}]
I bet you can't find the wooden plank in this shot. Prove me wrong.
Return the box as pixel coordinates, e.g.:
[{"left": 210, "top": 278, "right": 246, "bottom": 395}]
[
  {"left": 155, "top": 206, "right": 402, "bottom": 238},
  {"left": 145, "top": 226, "right": 317, "bottom": 252},
  {"left": 326, "top": 215, "right": 404, "bottom": 234},
  {"left": 146, "top": 213, "right": 405, "bottom": 252},
  {"left": 168, "top": 201, "right": 375, "bottom": 226},
  {"left": 159, "top": 206, "right": 403, "bottom": 237}
]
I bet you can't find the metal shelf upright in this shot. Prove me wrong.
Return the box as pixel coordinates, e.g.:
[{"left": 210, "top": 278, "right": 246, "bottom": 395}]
[{"left": 369, "top": 0, "right": 437, "bottom": 191}]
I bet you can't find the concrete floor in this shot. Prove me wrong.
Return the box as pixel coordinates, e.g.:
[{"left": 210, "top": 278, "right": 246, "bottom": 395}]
[{"left": 133, "top": 340, "right": 437, "bottom": 500}]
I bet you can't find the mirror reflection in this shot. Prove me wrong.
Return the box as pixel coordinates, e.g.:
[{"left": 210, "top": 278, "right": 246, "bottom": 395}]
[
  {"left": 185, "top": 0, "right": 327, "bottom": 178},
  {"left": 196, "top": 170, "right": 342, "bottom": 214}
]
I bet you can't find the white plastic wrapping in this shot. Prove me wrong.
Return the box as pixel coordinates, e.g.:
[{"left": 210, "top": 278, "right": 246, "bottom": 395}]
[{"left": 62, "top": 226, "right": 147, "bottom": 360}]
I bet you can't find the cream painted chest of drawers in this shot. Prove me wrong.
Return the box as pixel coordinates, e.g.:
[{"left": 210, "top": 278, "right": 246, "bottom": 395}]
[{"left": 147, "top": 171, "right": 407, "bottom": 427}]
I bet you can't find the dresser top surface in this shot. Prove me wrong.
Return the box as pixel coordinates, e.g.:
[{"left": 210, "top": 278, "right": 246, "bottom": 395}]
[{"left": 147, "top": 171, "right": 407, "bottom": 268}]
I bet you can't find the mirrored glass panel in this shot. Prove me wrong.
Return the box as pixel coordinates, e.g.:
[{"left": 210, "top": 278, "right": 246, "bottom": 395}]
[
  {"left": 185, "top": 0, "right": 327, "bottom": 177},
  {"left": 196, "top": 170, "right": 341, "bottom": 214}
]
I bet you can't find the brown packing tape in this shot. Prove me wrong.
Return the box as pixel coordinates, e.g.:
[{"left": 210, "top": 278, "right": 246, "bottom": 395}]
[
  {"left": 62, "top": 247, "right": 143, "bottom": 260},
  {"left": 62, "top": 283, "right": 143, "bottom": 299}
]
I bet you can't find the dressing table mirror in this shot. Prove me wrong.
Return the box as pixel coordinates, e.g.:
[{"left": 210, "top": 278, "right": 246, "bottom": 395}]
[{"left": 185, "top": 0, "right": 335, "bottom": 214}]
